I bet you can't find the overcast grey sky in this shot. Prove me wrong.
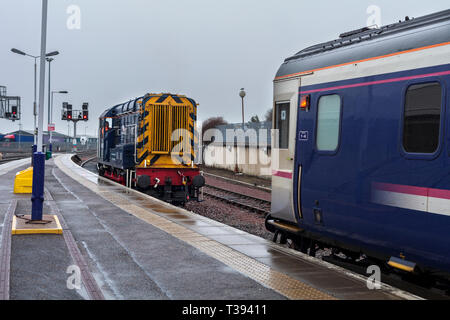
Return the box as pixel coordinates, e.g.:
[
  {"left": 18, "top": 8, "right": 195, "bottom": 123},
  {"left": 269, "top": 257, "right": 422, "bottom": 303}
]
[{"left": 1, "top": 0, "right": 448, "bottom": 136}]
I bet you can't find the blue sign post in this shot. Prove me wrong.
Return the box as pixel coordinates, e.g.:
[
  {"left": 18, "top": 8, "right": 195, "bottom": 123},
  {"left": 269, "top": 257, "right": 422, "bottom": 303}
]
[{"left": 31, "top": 152, "right": 45, "bottom": 220}]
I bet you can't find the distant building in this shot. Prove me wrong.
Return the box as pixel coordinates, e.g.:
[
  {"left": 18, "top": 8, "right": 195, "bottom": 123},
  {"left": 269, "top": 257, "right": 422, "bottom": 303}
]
[
  {"left": 74, "top": 135, "right": 97, "bottom": 145},
  {"left": 209, "top": 121, "right": 272, "bottom": 147},
  {"left": 0, "top": 130, "right": 97, "bottom": 152},
  {"left": 0, "top": 130, "right": 34, "bottom": 143},
  {"left": 1, "top": 130, "right": 69, "bottom": 143},
  {"left": 203, "top": 121, "right": 272, "bottom": 178}
]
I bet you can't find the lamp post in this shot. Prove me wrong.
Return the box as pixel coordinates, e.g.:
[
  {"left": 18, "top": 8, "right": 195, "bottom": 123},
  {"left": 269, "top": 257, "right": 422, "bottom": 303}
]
[
  {"left": 239, "top": 88, "right": 246, "bottom": 129},
  {"left": 46, "top": 57, "right": 53, "bottom": 152},
  {"left": 30, "top": 0, "right": 49, "bottom": 222},
  {"left": 85, "top": 125, "right": 88, "bottom": 150},
  {"left": 50, "top": 90, "right": 68, "bottom": 151},
  {"left": 10, "top": 48, "right": 59, "bottom": 145}
]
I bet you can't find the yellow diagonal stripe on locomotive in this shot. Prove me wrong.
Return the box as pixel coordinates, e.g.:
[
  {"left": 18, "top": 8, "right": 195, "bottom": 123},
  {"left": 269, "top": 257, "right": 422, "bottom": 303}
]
[{"left": 137, "top": 93, "right": 198, "bottom": 169}]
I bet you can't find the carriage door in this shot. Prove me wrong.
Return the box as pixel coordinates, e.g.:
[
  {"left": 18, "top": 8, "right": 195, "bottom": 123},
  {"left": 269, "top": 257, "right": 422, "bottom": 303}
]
[
  {"left": 294, "top": 93, "right": 343, "bottom": 224},
  {"left": 275, "top": 103, "right": 290, "bottom": 150},
  {"left": 293, "top": 93, "right": 315, "bottom": 222}
]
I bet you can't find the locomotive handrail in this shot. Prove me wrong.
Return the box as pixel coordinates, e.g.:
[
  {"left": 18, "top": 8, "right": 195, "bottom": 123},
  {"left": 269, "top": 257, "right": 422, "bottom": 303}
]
[{"left": 134, "top": 123, "right": 138, "bottom": 165}]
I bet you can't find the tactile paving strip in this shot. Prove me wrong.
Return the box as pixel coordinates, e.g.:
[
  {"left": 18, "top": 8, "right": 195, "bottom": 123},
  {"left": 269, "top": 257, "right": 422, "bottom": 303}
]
[
  {"left": 47, "top": 194, "right": 105, "bottom": 300},
  {"left": 55, "top": 155, "right": 336, "bottom": 300}
]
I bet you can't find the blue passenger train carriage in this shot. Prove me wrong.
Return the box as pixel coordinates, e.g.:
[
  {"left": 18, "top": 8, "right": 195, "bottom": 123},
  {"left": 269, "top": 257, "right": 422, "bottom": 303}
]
[{"left": 266, "top": 9, "right": 450, "bottom": 276}]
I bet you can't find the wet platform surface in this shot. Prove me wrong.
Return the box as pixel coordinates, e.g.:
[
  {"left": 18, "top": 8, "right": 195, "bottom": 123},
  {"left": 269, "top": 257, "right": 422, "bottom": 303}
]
[{"left": 0, "top": 155, "right": 421, "bottom": 300}]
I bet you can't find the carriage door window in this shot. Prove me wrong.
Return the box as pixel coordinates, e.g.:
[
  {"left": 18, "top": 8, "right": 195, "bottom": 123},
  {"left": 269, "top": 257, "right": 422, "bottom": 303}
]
[
  {"left": 316, "top": 95, "right": 341, "bottom": 152},
  {"left": 275, "top": 102, "right": 290, "bottom": 149},
  {"left": 403, "top": 82, "right": 442, "bottom": 153}
]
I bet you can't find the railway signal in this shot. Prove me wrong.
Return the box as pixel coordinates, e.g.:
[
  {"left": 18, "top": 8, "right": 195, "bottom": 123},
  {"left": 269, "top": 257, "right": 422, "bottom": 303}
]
[
  {"left": 0, "top": 86, "right": 21, "bottom": 122},
  {"left": 82, "top": 102, "right": 88, "bottom": 120},
  {"left": 67, "top": 103, "right": 72, "bottom": 119},
  {"left": 12, "top": 106, "right": 17, "bottom": 119},
  {"left": 61, "top": 102, "right": 66, "bottom": 119},
  {"left": 61, "top": 101, "right": 89, "bottom": 151}
]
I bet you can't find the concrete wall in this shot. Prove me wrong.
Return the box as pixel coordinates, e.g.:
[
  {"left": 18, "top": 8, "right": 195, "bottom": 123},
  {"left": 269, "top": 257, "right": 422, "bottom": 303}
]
[{"left": 203, "top": 144, "right": 272, "bottom": 178}]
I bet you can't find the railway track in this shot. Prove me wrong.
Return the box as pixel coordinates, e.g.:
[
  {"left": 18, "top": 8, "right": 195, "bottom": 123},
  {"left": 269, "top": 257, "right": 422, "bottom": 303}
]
[
  {"left": 80, "top": 156, "right": 97, "bottom": 167},
  {"left": 202, "top": 184, "right": 271, "bottom": 215},
  {"left": 0, "top": 156, "right": 28, "bottom": 164},
  {"left": 202, "top": 171, "right": 271, "bottom": 192}
]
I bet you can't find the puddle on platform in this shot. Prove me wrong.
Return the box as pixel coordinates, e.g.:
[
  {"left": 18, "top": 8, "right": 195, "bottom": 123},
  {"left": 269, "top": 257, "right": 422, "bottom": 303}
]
[
  {"left": 165, "top": 214, "right": 191, "bottom": 220},
  {"left": 137, "top": 203, "right": 178, "bottom": 214},
  {"left": 153, "top": 208, "right": 180, "bottom": 214}
]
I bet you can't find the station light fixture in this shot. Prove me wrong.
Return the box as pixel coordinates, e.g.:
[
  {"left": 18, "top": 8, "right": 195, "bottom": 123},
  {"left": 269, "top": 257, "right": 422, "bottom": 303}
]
[{"left": 11, "top": 48, "right": 59, "bottom": 57}]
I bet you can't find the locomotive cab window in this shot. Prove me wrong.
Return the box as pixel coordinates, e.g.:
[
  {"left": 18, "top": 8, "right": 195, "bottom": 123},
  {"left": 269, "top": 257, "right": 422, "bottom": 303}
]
[
  {"left": 275, "top": 102, "right": 290, "bottom": 149},
  {"left": 402, "top": 82, "right": 442, "bottom": 154},
  {"left": 100, "top": 118, "right": 112, "bottom": 137},
  {"left": 316, "top": 94, "right": 341, "bottom": 152}
]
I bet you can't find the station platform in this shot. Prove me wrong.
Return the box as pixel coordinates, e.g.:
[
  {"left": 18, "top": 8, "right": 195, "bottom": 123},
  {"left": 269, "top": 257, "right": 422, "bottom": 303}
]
[{"left": 0, "top": 155, "right": 421, "bottom": 300}]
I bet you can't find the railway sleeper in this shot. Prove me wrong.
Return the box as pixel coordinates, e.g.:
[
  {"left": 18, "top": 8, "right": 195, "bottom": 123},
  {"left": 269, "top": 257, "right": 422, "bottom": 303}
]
[{"left": 203, "top": 191, "right": 269, "bottom": 215}]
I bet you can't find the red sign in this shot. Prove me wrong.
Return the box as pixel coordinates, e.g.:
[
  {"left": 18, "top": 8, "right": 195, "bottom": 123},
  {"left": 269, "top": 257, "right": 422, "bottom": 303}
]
[{"left": 48, "top": 124, "right": 55, "bottom": 132}]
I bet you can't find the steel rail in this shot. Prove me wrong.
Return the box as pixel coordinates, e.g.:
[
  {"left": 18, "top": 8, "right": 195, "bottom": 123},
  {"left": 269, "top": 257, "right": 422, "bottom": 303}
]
[{"left": 203, "top": 185, "right": 270, "bottom": 216}]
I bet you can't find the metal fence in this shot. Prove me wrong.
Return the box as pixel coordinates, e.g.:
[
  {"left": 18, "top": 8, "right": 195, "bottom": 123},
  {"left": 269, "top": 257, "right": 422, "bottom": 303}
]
[{"left": 0, "top": 141, "right": 97, "bottom": 154}]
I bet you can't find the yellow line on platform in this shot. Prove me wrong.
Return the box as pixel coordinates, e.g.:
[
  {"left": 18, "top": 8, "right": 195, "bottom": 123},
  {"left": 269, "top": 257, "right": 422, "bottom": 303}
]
[{"left": 54, "top": 155, "right": 336, "bottom": 300}]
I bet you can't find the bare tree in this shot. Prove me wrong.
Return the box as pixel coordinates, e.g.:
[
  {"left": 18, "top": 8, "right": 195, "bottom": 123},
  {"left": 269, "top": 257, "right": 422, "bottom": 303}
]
[
  {"left": 264, "top": 108, "right": 273, "bottom": 122},
  {"left": 201, "top": 116, "right": 228, "bottom": 134},
  {"left": 250, "top": 115, "right": 260, "bottom": 123},
  {"left": 200, "top": 116, "right": 228, "bottom": 163}
]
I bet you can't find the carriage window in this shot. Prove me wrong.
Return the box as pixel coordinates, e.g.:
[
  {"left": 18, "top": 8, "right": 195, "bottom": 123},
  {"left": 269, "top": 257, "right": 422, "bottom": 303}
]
[
  {"left": 275, "top": 102, "right": 290, "bottom": 149},
  {"left": 403, "top": 82, "right": 442, "bottom": 153},
  {"left": 316, "top": 95, "right": 341, "bottom": 152}
]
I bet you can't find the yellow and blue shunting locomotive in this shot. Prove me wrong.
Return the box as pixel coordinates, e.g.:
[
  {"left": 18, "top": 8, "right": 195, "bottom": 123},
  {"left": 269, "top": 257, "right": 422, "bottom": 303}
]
[{"left": 97, "top": 93, "right": 205, "bottom": 204}]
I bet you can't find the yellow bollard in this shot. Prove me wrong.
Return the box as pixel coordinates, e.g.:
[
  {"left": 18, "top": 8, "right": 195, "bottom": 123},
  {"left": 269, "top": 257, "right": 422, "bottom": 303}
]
[{"left": 13, "top": 167, "right": 33, "bottom": 194}]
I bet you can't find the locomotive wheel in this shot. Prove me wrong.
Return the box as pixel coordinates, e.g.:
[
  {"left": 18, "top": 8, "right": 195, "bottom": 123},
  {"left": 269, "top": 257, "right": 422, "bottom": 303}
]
[
  {"left": 172, "top": 201, "right": 186, "bottom": 207},
  {"left": 297, "top": 237, "right": 308, "bottom": 254},
  {"left": 287, "top": 237, "right": 308, "bottom": 254},
  {"left": 309, "top": 240, "right": 317, "bottom": 257}
]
